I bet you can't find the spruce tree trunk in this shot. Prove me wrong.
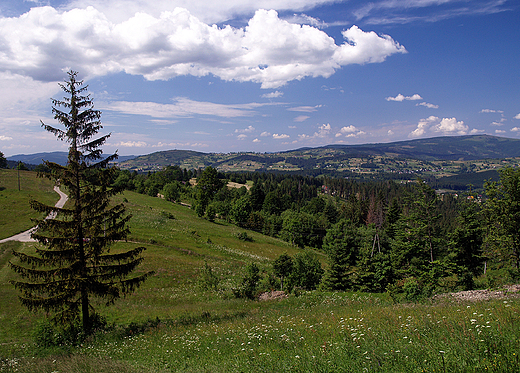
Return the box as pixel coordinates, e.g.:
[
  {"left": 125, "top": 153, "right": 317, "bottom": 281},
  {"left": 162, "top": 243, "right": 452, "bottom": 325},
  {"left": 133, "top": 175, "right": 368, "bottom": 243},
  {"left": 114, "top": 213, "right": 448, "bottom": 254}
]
[{"left": 72, "top": 130, "right": 90, "bottom": 332}]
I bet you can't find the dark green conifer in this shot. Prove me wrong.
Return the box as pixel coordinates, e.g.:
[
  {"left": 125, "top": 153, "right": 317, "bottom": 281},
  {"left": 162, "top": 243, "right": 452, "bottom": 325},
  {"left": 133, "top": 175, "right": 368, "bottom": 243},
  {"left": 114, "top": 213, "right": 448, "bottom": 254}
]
[
  {"left": 483, "top": 167, "right": 520, "bottom": 271},
  {"left": 9, "top": 71, "right": 152, "bottom": 333},
  {"left": 0, "top": 150, "right": 7, "bottom": 168},
  {"left": 321, "top": 219, "right": 359, "bottom": 290}
]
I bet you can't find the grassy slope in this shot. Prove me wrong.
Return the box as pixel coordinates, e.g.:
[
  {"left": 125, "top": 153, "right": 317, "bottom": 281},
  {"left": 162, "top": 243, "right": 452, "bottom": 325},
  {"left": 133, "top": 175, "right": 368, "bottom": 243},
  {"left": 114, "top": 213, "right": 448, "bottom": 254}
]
[
  {"left": 98, "top": 191, "right": 310, "bottom": 325},
  {"left": 0, "top": 189, "right": 310, "bottom": 346},
  {"left": 1, "top": 180, "right": 518, "bottom": 372},
  {"left": 0, "top": 169, "right": 58, "bottom": 239}
]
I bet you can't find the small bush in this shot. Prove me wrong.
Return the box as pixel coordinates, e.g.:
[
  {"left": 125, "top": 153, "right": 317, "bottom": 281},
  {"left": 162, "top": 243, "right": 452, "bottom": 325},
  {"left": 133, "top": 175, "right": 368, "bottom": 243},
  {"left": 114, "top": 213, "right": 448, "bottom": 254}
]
[
  {"left": 235, "top": 231, "right": 253, "bottom": 242},
  {"left": 479, "top": 268, "right": 520, "bottom": 289},
  {"left": 34, "top": 314, "right": 108, "bottom": 348},
  {"left": 160, "top": 211, "right": 175, "bottom": 219},
  {"left": 176, "top": 312, "right": 212, "bottom": 326},
  {"left": 233, "top": 263, "right": 261, "bottom": 299},
  {"left": 387, "top": 277, "right": 432, "bottom": 303},
  {"left": 33, "top": 320, "right": 57, "bottom": 348},
  {"left": 120, "top": 317, "right": 161, "bottom": 337},
  {"left": 258, "top": 268, "right": 280, "bottom": 292},
  {"left": 403, "top": 277, "right": 422, "bottom": 302},
  {"left": 197, "top": 261, "right": 220, "bottom": 291},
  {"left": 206, "top": 204, "right": 217, "bottom": 222}
]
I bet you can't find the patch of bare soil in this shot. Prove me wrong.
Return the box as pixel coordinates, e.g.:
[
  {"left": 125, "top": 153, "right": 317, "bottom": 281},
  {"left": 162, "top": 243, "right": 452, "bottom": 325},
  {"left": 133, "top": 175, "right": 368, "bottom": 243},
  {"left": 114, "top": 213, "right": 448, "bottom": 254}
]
[
  {"left": 259, "top": 286, "right": 520, "bottom": 303},
  {"left": 435, "top": 284, "right": 520, "bottom": 302},
  {"left": 259, "top": 291, "right": 288, "bottom": 301}
]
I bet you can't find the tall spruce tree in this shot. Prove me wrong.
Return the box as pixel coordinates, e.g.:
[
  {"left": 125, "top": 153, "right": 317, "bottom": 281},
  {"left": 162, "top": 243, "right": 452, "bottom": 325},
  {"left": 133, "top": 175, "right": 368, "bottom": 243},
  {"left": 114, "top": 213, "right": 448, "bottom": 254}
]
[
  {"left": 448, "top": 194, "right": 484, "bottom": 289},
  {"left": 9, "top": 71, "right": 152, "bottom": 332},
  {"left": 321, "top": 219, "right": 360, "bottom": 290},
  {"left": 0, "top": 150, "right": 7, "bottom": 169},
  {"left": 483, "top": 167, "right": 520, "bottom": 272}
]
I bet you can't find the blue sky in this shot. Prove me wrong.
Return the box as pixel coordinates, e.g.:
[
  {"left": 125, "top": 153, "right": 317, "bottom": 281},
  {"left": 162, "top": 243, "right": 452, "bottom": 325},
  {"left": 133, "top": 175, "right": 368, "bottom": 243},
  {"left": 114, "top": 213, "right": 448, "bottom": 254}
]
[{"left": 0, "top": 0, "right": 519, "bottom": 156}]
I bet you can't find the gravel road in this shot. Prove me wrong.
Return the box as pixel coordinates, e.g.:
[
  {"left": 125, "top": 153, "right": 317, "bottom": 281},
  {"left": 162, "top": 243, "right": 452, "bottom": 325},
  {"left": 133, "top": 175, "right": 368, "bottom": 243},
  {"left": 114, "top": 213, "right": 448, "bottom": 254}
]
[{"left": 0, "top": 186, "right": 68, "bottom": 243}]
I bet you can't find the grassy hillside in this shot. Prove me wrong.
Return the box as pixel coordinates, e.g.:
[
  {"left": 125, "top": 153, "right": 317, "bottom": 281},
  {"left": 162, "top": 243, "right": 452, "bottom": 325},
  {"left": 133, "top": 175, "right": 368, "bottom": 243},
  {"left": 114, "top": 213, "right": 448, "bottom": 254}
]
[
  {"left": 1, "top": 183, "right": 519, "bottom": 372},
  {"left": 0, "top": 169, "right": 59, "bottom": 239},
  {"left": 0, "top": 190, "right": 308, "bottom": 345}
]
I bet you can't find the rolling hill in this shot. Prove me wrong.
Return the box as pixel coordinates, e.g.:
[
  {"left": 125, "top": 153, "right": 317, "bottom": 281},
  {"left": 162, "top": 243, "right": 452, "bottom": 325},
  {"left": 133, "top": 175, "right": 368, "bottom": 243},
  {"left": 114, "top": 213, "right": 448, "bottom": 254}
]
[
  {"left": 116, "top": 135, "right": 520, "bottom": 174},
  {"left": 6, "top": 152, "right": 137, "bottom": 167},
  {"left": 7, "top": 135, "right": 520, "bottom": 178},
  {"left": 312, "top": 134, "right": 520, "bottom": 160}
]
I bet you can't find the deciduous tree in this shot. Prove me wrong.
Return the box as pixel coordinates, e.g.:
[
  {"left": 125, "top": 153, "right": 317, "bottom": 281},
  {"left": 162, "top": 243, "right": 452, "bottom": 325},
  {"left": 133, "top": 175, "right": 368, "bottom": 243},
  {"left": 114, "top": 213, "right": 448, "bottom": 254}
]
[
  {"left": 273, "top": 252, "right": 293, "bottom": 291},
  {"left": 195, "top": 166, "right": 224, "bottom": 217},
  {"left": 288, "top": 250, "right": 323, "bottom": 291}
]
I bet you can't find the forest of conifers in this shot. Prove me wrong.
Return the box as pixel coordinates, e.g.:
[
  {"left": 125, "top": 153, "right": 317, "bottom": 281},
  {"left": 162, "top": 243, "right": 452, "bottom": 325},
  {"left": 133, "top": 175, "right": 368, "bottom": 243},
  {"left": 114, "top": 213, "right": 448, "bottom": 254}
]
[{"left": 112, "top": 165, "right": 520, "bottom": 301}]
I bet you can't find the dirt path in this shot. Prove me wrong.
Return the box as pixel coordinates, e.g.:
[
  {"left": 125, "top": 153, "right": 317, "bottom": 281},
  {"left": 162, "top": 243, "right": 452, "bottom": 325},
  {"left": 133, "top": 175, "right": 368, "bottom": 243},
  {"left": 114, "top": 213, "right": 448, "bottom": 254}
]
[{"left": 0, "top": 186, "right": 68, "bottom": 243}]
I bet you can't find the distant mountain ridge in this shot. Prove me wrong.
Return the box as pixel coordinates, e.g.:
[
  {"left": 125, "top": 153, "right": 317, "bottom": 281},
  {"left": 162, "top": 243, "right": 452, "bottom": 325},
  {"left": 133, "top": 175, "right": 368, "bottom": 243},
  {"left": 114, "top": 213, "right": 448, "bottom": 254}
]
[
  {"left": 7, "top": 152, "right": 138, "bottom": 166},
  {"left": 118, "top": 135, "right": 520, "bottom": 170},
  {"left": 318, "top": 135, "right": 520, "bottom": 160},
  {"left": 7, "top": 135, "right": 520, "bottom": 171}
]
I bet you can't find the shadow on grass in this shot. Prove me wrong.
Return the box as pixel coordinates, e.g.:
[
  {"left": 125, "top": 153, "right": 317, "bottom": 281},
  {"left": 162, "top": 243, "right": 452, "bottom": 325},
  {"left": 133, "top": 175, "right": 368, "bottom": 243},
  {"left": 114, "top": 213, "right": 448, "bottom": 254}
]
[
  {"left": 0, "top": 241, "right": 22, "bottom": 272},
  {"left": 117, "top": 309, "right": 249, "bottom": 338}
]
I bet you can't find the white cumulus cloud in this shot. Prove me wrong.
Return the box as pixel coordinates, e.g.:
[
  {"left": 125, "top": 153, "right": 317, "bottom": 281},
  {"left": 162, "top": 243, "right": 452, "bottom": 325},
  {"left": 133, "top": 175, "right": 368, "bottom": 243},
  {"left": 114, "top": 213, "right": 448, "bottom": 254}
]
[
  {"left": 417, "top": 102, "right": 439, "bottom": 109},
  {"left": 336, "top": 125, "right": 365, "bottom": 138},
  {"left": 515, "top": 113, "right": 520, "bottom": 119},
  {"left": 409, "top": 116, "right": 469, "bottom": 138},
  {"left": 64, "top": 0, "right": 336, "bottom": 25},
  {"left": 434, "top": 117, "right": 468, "bottom": 134},
  {"left": 333, "top": 26, "right": 406, "bottom": 66},
  {"left": 273, "top": 133, "right": 290, "bottom": 139},
  {"left": 0, "top": 7, "right": 406, "bottom": 89},
  {"left": 235, "top": 125, "right": 255, "bottom": 133},
  {"left": 386, "top": 93, "right": 422, "bottom": 102},
  {"left": 315, "top": 123, "right": 331, "bottom": 137}
]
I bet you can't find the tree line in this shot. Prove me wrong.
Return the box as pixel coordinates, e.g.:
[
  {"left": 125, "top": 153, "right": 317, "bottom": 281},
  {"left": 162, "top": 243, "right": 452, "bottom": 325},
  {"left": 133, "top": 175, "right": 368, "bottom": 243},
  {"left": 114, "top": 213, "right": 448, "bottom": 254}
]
[{"left": 121, "top": 162, "right": 520, "bottom": 300}]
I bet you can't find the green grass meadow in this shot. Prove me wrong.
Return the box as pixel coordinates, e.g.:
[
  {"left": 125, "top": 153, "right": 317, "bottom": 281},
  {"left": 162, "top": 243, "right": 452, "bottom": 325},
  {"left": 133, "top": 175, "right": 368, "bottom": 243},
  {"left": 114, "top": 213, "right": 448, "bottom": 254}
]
[
  {"left": 0, "top": 169, "right": 58, "bottom": 240},
  {"left": 0, "top": 171, "right": 519, "bottom": 372}
]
